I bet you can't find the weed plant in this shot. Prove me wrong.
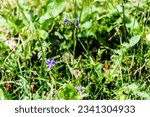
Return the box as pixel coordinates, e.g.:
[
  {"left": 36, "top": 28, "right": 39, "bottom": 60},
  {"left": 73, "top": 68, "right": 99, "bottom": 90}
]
[{"left": 0, "top": 0, "right": 150, "bottom": 100}]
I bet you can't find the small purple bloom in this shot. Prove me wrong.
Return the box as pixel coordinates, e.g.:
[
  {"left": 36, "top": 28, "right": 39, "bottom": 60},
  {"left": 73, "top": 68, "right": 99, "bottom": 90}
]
[
  {"left": 64, "top": 18, "right": 69, "bottom": 24},
  {"left": 45, "top": 59, "right": 56, "bottom": 69},
  {"left": 76, "top": 85, "right": 82, "bottom": 94},
  {"left": 64, "top": 18, "right": 71, "bottom": 24},
  {"left": 75, "top": 18, "right": 79, "bottom": 27}
]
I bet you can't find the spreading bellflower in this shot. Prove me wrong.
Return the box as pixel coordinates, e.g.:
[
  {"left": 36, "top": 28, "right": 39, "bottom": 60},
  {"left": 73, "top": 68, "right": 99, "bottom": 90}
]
[
  {"left": 64, "top": 18, "right": 69, "bottom": 24},
  {"left": 76, "top": 85, "right": 82, "bottom": 95},
  {"left": 64, "top": 18, "right": 79, "bottom": 27},
  {"left": 64, "top": 18, "right": 72, "bottom": 24},
  {"left": 45, "top": 59, "right": 56, "bottom": 69},
  {"left": 75, "top": 18, "right": 79, "bottom": 27}
]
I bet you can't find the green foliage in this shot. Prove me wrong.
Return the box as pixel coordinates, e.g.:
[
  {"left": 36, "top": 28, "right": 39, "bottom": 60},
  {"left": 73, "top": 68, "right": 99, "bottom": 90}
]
[
  {"left": 129, "top": 35, "right": 141, "bottom": 47},
  {"left": 58, "top": 84, "right": 78, "bottom": 100},
  {"left": 0, "top": 0, "right": 150, "bottom": 100},
  {"left": 0, "top": 88, "right": 5, "bottom": 100}
]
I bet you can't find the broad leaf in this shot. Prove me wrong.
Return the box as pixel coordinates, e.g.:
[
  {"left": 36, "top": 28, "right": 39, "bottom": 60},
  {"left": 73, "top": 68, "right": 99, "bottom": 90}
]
[
  {"left": 47, "top": 0, "right": 66, "bottom": 18},
  {"left": 129, "top": 35, "right": 140, "bottom": 47}
]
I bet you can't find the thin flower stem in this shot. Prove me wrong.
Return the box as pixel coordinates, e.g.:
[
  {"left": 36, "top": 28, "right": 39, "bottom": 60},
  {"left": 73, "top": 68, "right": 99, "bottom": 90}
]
[{"left": 73, "top": 27, "right": 77, "bottom": 65}]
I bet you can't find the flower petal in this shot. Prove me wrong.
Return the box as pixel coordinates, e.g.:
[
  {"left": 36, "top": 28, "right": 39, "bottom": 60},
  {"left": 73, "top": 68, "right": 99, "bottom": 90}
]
[{"left": 75, "top": 18, "right": 79, "bottom": 27}]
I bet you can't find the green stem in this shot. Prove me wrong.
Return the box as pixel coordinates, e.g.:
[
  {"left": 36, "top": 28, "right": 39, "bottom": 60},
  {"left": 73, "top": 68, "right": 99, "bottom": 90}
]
[
  {"left": 15, "top": 0, "right": 30, "bottom": 24},
  {"left": 72, "top": 0, "right": 77, "bottom": 65},
  {"left": 73, "top": 28, "right": 77, "bottom": 65},
  {"left": 121, "top": 1, "right": 127, "bottom": 42}
]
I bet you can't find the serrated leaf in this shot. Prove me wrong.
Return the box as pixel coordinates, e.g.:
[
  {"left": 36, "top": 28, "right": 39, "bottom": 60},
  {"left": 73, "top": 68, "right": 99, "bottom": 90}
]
[{"left": 129, "top": 35, "right": 140, "bottom": 47}]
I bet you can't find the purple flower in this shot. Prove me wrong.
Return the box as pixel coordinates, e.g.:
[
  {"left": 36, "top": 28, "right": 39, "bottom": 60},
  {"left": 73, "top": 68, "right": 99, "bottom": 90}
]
[
  {"left": 45, "top": 59, "right": 56, "bottom": 69},
  {"left": 64, "top": 18, "right": 71, "bottom": 24},
  {"left": 64, "top": 18, "right": 69, "bottom": 24},
  {"left": 64, "top": 18, "right": 79, "bottom": 27},
  {"left": 75, "top": 18, "right": 79, "bottom": 27},
  {"left": 76, "top": 85, "right": 82, "bottom": 94}
]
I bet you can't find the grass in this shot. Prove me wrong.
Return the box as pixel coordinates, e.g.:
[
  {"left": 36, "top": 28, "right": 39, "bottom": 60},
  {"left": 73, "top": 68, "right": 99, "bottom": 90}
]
[{"left": 0, "top": 0, "right": 150, "bottom": 100}]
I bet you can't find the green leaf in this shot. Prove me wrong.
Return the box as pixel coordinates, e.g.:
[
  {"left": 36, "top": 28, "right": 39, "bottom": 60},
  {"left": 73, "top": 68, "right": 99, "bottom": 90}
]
[
  {"left": 129, "top": 35, "right": 141, "bottom": 47},
  {"left": 37, "top": 29, "right": 48, "bottom": 39},
  {"left": 39, "top": 0, "right": 66, "bottom": 24},
  {"left": 47, "top": 0, "right": 66, "bottom": 17},
  {"left": 0, "top": 88, "right": 5, "bottom": 100},
  {"left": 39, "top": 12, "right": 52, "bottom": 24},
  {"left": 138, "top": 92, "right": 150, "bottom": 99},
  {"left": 58, "top": 84, "right": 78, "bottom": 100},
  {"left": 81, "top": 21, "right": 92, "bottom": 29},
  {"left": 127, "top": 83, "right": 138, "bottom": 92}
]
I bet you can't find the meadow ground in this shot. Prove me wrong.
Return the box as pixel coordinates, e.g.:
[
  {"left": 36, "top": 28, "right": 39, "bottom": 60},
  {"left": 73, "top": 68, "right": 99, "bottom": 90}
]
[{"left": 0, "top": 0, "right": 150, "bottom": 100}]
